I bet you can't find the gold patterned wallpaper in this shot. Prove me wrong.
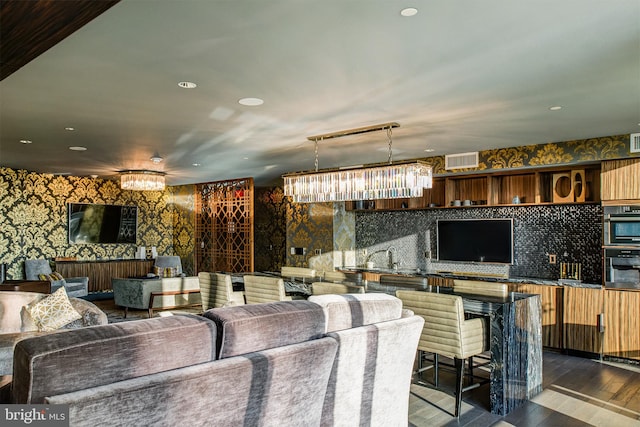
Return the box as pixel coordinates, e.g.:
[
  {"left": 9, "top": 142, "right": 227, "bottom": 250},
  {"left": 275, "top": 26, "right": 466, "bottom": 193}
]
[
  {"left": 255, "top": 187, "right": 288, "bottom": 272},
  {"left": 171, "top": 184, "right": 196, "bottom": 276},
  {"left": 419, "top": 134, "right": 632, "bottom": 174},
  {"left": 0, "top": 167, "right": 177, "bottom": 280}
]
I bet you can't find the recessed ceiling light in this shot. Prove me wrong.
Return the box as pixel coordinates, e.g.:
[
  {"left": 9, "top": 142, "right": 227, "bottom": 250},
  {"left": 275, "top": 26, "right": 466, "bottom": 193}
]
[
  {"left": 178, "top": 81, "right": 197, "bottom": 89},
  {"left": 150, "top": 153, "right": 163, "bottom": 163},
  {"left": 549, "top": 106, "right": 562, "bottom": 111},
  {"left": 90, "top": 174, "right": 98, "bottom": 178},
  {"left": 424, "top": 148, "right": 435, "bottom": 152},
  {"left": 20, "top": 139, "right": 32, "bottom": 144},
  {"left": 192, "top": 163, "right": 201, "bottom": 167},
  {"left": 243, "top": 157, "right": 249, "bottom": 160},
  {"left": 69, "top": 146, "right": 87, "bottom": 151},
  {"left": 65, "top": 127, "right": 75, "bottom": 131},
  {"left": 400, "top": 7, "right": 418, "bottom": 17},
  {"left": 238, "top": 97, "right": 264, "bottom": 106}
]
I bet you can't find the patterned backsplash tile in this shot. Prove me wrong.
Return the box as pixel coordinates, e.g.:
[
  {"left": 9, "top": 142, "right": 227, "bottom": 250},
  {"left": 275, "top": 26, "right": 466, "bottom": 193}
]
[{"left": 355, "top": 204, "right": 603, "bottom": 284}]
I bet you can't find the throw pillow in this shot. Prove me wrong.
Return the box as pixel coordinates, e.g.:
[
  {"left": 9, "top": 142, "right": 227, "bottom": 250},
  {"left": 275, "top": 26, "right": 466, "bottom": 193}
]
[
  {"left": 37, "top": 272, "right": 65, "bottom": 282},
  {"left": 24, "top": 287, "right": 82, "bottom": 332}
]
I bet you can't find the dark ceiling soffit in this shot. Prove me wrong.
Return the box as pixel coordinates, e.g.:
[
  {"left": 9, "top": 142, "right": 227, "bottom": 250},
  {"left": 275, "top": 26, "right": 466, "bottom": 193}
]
[{"left": 0, "top": 0, "right": 120, "bottom": 81}]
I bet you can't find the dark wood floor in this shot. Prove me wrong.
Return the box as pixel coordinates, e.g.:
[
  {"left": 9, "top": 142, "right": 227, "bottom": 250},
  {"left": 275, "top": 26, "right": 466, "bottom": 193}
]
[{"left": 408, "top": 351, "right": 640, "bottom": 426}]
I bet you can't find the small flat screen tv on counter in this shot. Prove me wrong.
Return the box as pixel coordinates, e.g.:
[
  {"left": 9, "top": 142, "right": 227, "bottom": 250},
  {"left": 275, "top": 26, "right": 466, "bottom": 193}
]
[
  {"left": 68, "top": 203, "right": 138, "bottom": 244},
  {"left": 437, "top": 218, "right": 513, "bottom": 264}
]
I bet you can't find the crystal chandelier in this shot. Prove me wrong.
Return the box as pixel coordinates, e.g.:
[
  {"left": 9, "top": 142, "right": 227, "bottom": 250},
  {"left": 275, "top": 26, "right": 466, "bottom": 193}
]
[
  {"left": 283, "top": 122, "right": 432, "bottom": 203},
  {"left": 120, "top": 170, "right": 166, "bottom": 191}
]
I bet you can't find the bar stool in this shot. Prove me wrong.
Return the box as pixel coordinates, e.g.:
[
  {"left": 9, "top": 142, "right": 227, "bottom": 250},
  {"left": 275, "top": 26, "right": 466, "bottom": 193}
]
[{"left": 396, "top": 290, "right": 487, "bottom": 417}]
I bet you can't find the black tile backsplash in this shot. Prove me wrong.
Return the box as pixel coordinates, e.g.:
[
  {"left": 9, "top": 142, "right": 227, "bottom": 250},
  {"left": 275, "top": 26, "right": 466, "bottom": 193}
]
[{"left": 355, "top": 204, "right": 603, "bottom": 284}]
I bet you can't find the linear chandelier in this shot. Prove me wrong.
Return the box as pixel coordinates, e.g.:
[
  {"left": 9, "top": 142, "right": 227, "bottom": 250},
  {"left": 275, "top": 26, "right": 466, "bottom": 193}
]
[
  {"left": 120, "top": 170, "right": 166, "bottom": 191},
  {"left": 283, "top": 122, "right": 432, "bottom": 203}
]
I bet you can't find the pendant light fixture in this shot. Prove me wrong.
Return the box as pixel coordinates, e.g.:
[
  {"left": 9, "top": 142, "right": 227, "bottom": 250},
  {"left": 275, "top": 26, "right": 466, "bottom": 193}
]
[
  {"left": 120, "top": 170, "right": 166, "bottom": 191},
  {"left": 283, "top": 122, "right": 432, "bottom": 203}
]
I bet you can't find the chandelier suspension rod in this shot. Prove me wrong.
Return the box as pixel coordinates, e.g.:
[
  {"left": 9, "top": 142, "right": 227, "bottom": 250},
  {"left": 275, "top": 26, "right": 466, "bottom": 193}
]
[{"left": 306, "top": 122, "right": 400, "bottom": 141}]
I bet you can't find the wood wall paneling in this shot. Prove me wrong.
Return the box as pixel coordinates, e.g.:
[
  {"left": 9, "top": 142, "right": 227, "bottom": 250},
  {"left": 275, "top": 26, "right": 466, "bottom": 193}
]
[
  {"left": 0, "top": 0, "right": 121, "bottom": 80},
  {"left": 55, "top": 260, "right": 154, "bottom": 292}
]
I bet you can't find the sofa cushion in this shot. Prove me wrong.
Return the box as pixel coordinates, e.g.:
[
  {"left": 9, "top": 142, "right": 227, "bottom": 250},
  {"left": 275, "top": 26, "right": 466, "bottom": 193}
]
[
  {"left": 46, "top": 337, "right": 339, "bottom": 427},
  {"left": 12, "top": 314, "right": 217, "bottom": 403},
  {"left": 24, "top": 287, "right": 81, "bottom": 332},
  {"left": 308, "top": 293, "right": 403, "bottom": 332},
  {"left": 0, "top": 292, "right": 43, "bottom": 334},
  {"left": 203, "top": 300, "right": 326, "bottom": 359}
]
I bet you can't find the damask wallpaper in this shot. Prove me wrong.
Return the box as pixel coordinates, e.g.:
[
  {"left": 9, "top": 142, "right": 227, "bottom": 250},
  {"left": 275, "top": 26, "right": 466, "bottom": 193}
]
[
  {"left": 286, "top": 200, "right": 334, "bottom": 273},
  {"left": 255, "top": 187, "right": 287, "bottom": 272},
  {"left": 0, "top": 167, "right": 176, "bottom": 280},
  {"left": 420, "top": 134, "right": 632, "bottom": 173},
  {"left": 170, "top": 184, "right": 196, "bottom": 276}
]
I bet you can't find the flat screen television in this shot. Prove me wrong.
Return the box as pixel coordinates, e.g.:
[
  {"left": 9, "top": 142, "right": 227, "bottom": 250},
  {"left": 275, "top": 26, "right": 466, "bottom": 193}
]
[
  {"left": 437, "top": 218, "right": 513, "bottom": 264},
  {"left": 68, "top": 203, "right": 138, "bottom": 244}
]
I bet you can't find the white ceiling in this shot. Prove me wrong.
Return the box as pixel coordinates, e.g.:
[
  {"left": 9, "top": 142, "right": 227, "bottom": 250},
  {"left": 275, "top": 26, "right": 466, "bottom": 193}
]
[{"left": 1, "top": 0, "right": 639, "bottom": 186}]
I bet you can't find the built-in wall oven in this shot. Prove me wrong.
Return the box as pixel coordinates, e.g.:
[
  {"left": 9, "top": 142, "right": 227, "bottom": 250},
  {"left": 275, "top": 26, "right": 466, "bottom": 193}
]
[
  {"left": 603, "top": 205, "right": 640, "bottom": 289},
  {"left": 604, "top": 205, "right": 640, "bottom": 246}
]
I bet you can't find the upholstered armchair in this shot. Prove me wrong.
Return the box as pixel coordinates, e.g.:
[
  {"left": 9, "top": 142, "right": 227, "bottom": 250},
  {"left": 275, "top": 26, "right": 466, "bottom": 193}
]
[
  {"left": 453, "top": 279, "right": 509, "bottom": 297},
  {"left": 280, "top": 266, "right": 318, "bottom": 283},
  {"left": 322, "top": 270, "right": 363, "bottom": 284},
  {"left": 24, "top": 259, "right": 88, "bottom": 298},
  {"left": 243, "top": 275, "right": 292, "bottom": 304},
  {"left": 311, "top": 281, "right": 365, "bottom": 295},
  {"left": 198, "top": 272, "right": 245, "bottom": 309},
  {"left": 153, "top": 256, "right": 184, "bottom": 277}
]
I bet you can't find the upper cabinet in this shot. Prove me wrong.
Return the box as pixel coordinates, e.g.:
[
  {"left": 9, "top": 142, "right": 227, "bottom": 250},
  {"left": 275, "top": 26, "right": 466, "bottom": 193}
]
[
  {"left": 601, "top": 158, "right": 640, "bottom": 202},
  {"left": 346, "top": 164, "right": 602, "bottom": 211}
]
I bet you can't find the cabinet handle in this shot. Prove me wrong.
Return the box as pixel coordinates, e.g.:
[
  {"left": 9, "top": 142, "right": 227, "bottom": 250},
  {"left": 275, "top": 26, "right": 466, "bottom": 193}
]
[{"left": 598, "top": 313, "right": 605, "bottom": 333}]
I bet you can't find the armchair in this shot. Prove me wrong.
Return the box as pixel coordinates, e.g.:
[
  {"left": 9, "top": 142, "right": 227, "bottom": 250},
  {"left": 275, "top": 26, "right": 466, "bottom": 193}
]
[
  {"left": 311, "top": 281, "right": 364, "bottom": 295},
  {"left": 24, "top": 259, "right": 88, "bottom": 298},
  {"left": 198, "top": 272, "right": 245, "bottom": 309},
  {"left": 153, "top": 256, "right": 183, "bottom": 277},
  {"left": 243, "top": 275, "right": 292, "bottom": 304}
]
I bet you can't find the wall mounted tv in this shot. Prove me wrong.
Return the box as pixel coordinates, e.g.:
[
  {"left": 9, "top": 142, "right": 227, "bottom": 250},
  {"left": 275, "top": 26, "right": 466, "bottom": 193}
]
[
  {"left": 68, "top": 203, "right": 138, "bottom": 244},
  {"left": 437, "top": 218, "right": 514, "bottom": 264}
]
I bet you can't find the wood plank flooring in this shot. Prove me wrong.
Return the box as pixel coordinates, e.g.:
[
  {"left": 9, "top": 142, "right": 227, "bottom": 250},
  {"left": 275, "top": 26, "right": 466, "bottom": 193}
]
[{"left": 408, "top": 351, "right": 640, "bottom": 426}]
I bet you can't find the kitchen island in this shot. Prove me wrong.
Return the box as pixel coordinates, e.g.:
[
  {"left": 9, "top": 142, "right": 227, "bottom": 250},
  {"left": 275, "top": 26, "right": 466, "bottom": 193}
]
[{"left": 364, "top": 280, "right": 542, "bottom": 416}]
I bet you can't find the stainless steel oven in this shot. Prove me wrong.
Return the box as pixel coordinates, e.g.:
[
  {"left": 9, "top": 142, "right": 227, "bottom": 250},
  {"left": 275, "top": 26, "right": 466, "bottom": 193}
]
[
  {"left": 604, "top": 248, "right": 640, "bottom": 289},
  {"left": 603, "top": 205, "right": 640, "bottom": 246}
]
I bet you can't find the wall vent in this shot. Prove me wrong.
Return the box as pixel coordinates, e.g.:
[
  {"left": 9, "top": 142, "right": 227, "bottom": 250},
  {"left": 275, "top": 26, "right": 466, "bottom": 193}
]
[
  {"left": 445, "top": 152, "right": 479, "bottom": 170},
  {"left": 631, "top": 133, "right": 640, "bottom": 153}
]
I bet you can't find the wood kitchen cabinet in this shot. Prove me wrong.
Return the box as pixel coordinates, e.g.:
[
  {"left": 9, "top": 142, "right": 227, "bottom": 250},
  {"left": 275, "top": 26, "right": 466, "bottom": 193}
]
[
  {"left": 603, "top": 289, "right": 640, "bottom": 361},
  {"left": 562, "top": 287, "right": 604, "bottom": 354},
  {"left": 345, "top": 164, "right": 601, "bottom": 212},
  {"left": 509, "top": 283, "right": 564, "bottom": 348},
  {"left": 601, "top": 158, "right": 640, "bottom": 201}
]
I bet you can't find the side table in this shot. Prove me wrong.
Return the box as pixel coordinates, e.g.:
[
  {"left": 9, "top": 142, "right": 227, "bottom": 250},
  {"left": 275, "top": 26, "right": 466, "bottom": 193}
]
[{"left": 0, "top": 280, "right": 51, "bottom": 294}]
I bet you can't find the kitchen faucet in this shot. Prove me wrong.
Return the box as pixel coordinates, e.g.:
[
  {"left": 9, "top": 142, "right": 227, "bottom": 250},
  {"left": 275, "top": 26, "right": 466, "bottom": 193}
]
[{"left": 385, "top": 246, "right": 398, "bottom": 270}]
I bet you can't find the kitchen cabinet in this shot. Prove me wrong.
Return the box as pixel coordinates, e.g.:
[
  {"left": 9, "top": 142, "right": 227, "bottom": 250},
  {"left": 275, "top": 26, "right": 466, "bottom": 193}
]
[
  {"left": 509, "top": 283, "right": 564, "bottom": 349},
  {"left": 603, "top": 289, "right": 640, "bottom": 361},
  {"left": 601, "top": 158, "right": 640, "bottom": 202},
  {"left": 562, "top": 287, "right": 604, "bottom": 354},
  {"left": 346, "top": 164, "right": 601, "bottom": 212}
]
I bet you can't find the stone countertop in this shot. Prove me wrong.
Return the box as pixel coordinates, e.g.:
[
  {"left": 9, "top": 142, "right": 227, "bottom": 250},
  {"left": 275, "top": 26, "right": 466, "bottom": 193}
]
[{"left": 339, "top": 267, "right": 602, "bottom": 289}]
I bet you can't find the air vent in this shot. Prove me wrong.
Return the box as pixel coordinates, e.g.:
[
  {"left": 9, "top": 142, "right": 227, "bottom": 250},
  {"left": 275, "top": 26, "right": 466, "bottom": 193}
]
[
  {"left": 631, "top": 133, "right": 640, "bottom": 153},
  {"left": 445, "top": 152, "right": 479, "bottom": 170}
]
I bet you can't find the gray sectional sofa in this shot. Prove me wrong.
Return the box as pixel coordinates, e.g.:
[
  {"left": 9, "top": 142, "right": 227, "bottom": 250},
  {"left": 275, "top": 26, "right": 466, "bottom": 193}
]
[{"left": 3, "top": 293, "right": 423, "bottom": 427}]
